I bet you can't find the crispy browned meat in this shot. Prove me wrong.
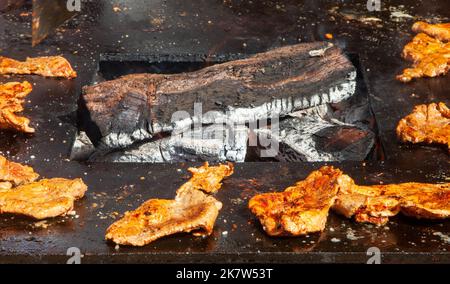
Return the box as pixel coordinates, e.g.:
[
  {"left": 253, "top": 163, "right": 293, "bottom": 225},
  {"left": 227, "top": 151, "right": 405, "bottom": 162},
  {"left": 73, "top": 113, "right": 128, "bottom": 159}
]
[
  {"left": 396, "top": 102, "right": 450, "bottom": 152},
  {"left": 249, "top": 165, "right": 450, "bottom": 234},
  {"left": 0, "top": 56, "right": 77, "bottom": 78},
  {"left": 0, "top": 178, "right": 87, "bottom": 219},
  {"left": 0, "top": 155, "right": 39, "bottom": 189},
  {"left": 397, "top": 33, "right": 450, "bottom": 82},
  {"left": 334, "top": 174, "right": 450, "bottom": 225},
  {"left": 0, "top": 81, "right": 34, "bottom": 133},
  {"left": 413, "top": 21, "right": 450, "bottom": 42},
  {"left": 180, "top": 162, "right": 235, "bottom": 194},
  {"left": 105, "top": 162, "right": 234, "bottom": 246},
  {"left": 248, "top": 166, "right": 342, "bottom": 236},
  {"left": 105, "top": 187, "right": 222, "bottom": 247}
]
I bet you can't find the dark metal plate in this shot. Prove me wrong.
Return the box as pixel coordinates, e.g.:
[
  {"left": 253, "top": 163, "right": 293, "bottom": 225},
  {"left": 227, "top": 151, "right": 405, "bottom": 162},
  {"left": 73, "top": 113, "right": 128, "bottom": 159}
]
[{"left": 0, "top": 0, "right": 449, "bottom": 264}]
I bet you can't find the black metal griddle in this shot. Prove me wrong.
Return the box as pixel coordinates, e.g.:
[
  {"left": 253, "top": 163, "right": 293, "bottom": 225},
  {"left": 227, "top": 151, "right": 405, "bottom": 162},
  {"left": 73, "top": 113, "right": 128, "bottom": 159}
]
[{"left": 0, "top": 0, "right": 449, "bottom": 264}]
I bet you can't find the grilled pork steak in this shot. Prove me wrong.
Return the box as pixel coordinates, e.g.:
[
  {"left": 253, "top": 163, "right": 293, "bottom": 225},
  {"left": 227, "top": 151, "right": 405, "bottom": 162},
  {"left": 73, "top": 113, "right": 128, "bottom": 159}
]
[
  {"left": 397, "top": 102, "right": 450, "bottom": 152},
  {"left": 0, "top": 156, "right": 87, "bottom": 220},
  {"left": 412, "top": 21, "right": 450, "bottom": 42},
  {"left": 0, "top": 178, "right": 87, "bottom": 219},
  {"left": 249, "top": 167, "right": 450, "bottom": 236},
  {"left": 0, "top": 155, "right": 39, "bottom": 189},
  {"left": 334, "top": 174, "right": 450, "bottom": 225},
  {"left": 397, "top": 22, "right": 450, "bottom": 82},
  {"left": 0, "top": 56, "right": 77, "bottom": 78},
  {"left": 248, "top": 166, "right": 342, "bottom": 236},
  {"left": 0, "top": 81, "right": 35, "bottom": 133},
  {"left": 105, "top": 162, "right": 234, "bottom": 246}
]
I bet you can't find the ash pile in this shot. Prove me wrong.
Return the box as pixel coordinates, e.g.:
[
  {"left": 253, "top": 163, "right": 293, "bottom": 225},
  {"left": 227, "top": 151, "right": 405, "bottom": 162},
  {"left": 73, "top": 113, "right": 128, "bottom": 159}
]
[{"left": 71, "top": 42, "right": 377, "bottom": 163}]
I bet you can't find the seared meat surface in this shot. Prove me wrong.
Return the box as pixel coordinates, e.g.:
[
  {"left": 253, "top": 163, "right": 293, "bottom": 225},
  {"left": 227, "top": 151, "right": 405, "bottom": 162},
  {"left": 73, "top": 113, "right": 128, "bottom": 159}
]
[
  {"left": 397, "top": 22, "right": 450, "bottom": 82},
  {"left": 0, "top": 155, "right": 39, "bottom": 189},
  {"left": 180, "top": 162, "right": 235, "bottom": 194},
  {"left": 334, "top": 174, "right": 450, "bottom": 225},
  {"left": 396, "top": 102, "right": 450, "bottom": 152},
  {"left": 0, "top": 56, "right": 77, "bottom": 78},
  {"left": 413, "top": 21, "right": 450, "bottom": 42},
  {"left": 248, "top": 166, "right": 342, "bottom": 236},
  {"left": 105, "top": 163, "right": 234, "bottom": 246},
  {"left": 105, "top": 187, "right": 223, "bottom": 246},
  {"left": 0, "top": 178, "right": 87, "bottom": 219},
  {"left": 249, "top": 166, "right": 450, "bottom": 235},
  {"left": 0, "top": 81, "right": 34, "bottom": 133}
]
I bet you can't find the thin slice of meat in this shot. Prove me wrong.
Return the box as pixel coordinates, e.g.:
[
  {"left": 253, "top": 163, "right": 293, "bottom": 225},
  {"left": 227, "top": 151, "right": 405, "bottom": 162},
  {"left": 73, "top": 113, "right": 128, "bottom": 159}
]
[
  {"left": 396, "top": 102, "right": 450, "bottom": 152},
  {"left": 333, "top": 174, "right": 399, "bottom": 225},
  {"left": 105, "top": 187, "right": 222, "bottom": 247},
  {"left": 0, "top": 155, "right": 39, "bottom": 189},
  {"left": 0, "top": 178, "right": 87, "bottom": 219},
  {"left": 0, "top": 81, "right": 32, "bottom": 98},
  {"left": 0, "top": 56, "right": 77, "bottom": 78},
  {"left": 397, "top": 33, "right": 450, "bottom": 82},
  {"left": 0, "top": 81, "right": 34, "bottom": 133},
  {"left": 413, "top": 21, "right": 450, "bottom": 42},
  {"left": 105, "top": 162, "right": 234, "bottom": 246},
  {"left": 333, "top": 174, "right": 450, "bottom": 226},
  {"left": 179, "top": 162, "right": 235, "bottom": 194},
  {"left": 248, "top": 165, "right": 450, "bottom": 234},
  {"left": 248, "top": 166, "right": 343, "bottom": 236}
]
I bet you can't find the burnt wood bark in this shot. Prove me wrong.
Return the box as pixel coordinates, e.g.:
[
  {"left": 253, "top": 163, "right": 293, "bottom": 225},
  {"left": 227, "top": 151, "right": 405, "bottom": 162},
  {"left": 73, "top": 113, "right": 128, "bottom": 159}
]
[{"left": 82, "top": 42, "right": 356, "bottom": 151}]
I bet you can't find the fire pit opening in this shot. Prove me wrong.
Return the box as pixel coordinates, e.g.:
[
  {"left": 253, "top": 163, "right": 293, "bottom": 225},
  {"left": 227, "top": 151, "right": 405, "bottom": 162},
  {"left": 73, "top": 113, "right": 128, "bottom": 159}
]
[{"left": 72, "top": 51, "right": 384, "bottom": 163}]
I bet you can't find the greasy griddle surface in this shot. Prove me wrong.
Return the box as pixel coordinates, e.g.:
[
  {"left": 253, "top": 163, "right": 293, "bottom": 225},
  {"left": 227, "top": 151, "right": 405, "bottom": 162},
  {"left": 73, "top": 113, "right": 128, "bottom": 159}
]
[
  {"left": 0, "top": 0, "right": 449, "bottom": 263},
  {"left": 0, "top": 162, "right": 449, "bottom": 263}
]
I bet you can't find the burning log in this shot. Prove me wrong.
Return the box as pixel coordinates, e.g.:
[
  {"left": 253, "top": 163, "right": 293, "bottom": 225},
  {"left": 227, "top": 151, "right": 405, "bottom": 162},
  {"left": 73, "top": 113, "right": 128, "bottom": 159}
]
[
  {"left": 82, "top": 42, "right": 357, "bottom": 153},
  {"left": 89, "top": 125, "right": 249, "bottom": 163},
  {"left": 254, "top": 104, "right": 375, "bottom": 162}
]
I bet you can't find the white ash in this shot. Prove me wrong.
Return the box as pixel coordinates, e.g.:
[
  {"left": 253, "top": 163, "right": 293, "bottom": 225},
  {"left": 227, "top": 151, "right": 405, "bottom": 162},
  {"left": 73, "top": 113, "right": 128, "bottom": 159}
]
[
  {"left": 254, "top": 103, "right": 375, "bottom": 162},
  {"left": 70, "top": 131, "right": 96, "bottom": 161},
  {"left": 92, "top": 124, "right": 249, "bottom": 163}
]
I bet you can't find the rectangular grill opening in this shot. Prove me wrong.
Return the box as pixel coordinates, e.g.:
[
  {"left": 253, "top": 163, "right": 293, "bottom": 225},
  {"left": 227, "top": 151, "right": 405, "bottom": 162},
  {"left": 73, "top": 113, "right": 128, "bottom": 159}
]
[{"left": 72, "top": 51, "right": 384, "bottom": 163}]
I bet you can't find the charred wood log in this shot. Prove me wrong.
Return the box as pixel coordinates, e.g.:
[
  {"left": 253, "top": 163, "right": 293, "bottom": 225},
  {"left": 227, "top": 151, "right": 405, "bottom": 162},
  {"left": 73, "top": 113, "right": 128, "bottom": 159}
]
[
  {"left": 254, "top": 104, "right": 376, "bottom": 162},
  {"left": 89, "top": 125, "right": 249, "bottom": 163},
  {"left": 82, "top": 42, "right": 356, "bottom": 152}
]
